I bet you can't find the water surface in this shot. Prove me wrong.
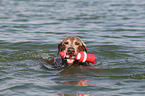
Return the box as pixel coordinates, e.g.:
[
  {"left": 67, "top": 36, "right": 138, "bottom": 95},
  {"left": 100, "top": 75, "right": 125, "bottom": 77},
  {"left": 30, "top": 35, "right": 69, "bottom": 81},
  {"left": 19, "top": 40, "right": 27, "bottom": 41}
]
[{"left": 0, "top": 0, "right": 145, "bottom": 96}]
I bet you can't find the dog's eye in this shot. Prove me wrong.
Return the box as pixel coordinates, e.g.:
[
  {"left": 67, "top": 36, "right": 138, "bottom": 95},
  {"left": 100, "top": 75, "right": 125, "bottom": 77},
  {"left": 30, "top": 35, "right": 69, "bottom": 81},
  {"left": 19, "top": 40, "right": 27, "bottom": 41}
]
[
  {"left": 64, "top": 42, "right": 69, "bottom": 45},
  {"left": 75, "top": 42, "right": 80, "bottom": 45}
]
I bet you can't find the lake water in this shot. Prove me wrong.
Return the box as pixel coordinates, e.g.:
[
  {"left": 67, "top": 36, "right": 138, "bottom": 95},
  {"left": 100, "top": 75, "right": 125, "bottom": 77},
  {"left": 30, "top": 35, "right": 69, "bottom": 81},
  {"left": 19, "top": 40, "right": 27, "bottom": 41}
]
[{"left": 0, "top": 0, "right": 145, "bottom": 96}]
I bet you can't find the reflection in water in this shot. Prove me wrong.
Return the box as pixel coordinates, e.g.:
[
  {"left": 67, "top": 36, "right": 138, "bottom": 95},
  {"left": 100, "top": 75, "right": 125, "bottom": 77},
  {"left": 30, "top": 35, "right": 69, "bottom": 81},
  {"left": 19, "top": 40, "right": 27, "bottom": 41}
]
[
  {"left": 59, "top": 93, "right": 92, "bottom": 96},
  {"left": 63, "top": 80, "right": 96, "bottom": 86},
  {"left": 59, "top": 79, "right": 95, "bottom": 96},
  {"left": 56, "top": 65, "right": 97, "bottom": 96}
]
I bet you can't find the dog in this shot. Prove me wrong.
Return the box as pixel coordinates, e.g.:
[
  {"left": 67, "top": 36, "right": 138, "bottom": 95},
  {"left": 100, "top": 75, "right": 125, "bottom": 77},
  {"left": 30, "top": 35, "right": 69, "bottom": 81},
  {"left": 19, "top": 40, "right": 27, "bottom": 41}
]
[{"left": 45, "top": 36, "right": 90, "bottom": 68}]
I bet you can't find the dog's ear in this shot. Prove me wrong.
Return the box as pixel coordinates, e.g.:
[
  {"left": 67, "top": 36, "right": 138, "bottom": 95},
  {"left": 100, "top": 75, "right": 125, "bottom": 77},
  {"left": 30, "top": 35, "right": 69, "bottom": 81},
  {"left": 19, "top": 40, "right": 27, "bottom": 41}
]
[
  {"left": 58, "top": 40, "right": 63, "bottom": 52},
  {"left": 58, "top": 40, "right": 66, "bottom": 52},
  {"left": 81, "top": 41, "right": 88, "bottom": 53}
]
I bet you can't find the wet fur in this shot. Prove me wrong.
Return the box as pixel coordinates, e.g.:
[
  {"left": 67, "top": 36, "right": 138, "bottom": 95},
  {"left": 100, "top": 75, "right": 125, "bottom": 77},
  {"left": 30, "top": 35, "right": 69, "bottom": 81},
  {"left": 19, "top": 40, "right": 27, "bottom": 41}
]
[
  {"left": 45, "top": 36, "right": 90, "bottom": 68},
  {"left": 58, "top": 36, "right": 88, "bottom": 54},
  {"left": 57, "top": 36, "right": 89, "bottom": 66}
]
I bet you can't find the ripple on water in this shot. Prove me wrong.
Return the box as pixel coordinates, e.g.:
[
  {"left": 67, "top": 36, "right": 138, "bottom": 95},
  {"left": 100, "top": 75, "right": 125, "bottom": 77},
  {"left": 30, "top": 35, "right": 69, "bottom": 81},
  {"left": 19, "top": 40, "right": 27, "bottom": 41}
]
[{"left": 0, "top": 0, "right": 145, "bottom": 95}]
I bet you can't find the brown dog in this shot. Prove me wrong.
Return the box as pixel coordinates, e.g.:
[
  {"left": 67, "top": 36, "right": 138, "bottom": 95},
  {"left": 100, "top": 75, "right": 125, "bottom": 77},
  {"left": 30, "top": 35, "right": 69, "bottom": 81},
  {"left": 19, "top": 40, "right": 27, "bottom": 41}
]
[
  {"left": 58, "top": 36, "right": 88, "bottom": 66},
  {"left": 45, "top": 36, "right": 90, "bottom": 68}
]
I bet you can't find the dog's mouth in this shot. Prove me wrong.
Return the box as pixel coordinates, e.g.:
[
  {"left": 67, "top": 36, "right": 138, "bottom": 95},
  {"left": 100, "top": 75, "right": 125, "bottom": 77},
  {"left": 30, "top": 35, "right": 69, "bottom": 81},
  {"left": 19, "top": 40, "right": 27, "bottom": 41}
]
[
  {"left": 66, "top": 58, "right": 75, "bottom": 65},
  {"left": 65, "top": 47, "right": 77, "bottom": 65},
  {"left": 65, "top": 52, "right": 76, "bottom": 65}
]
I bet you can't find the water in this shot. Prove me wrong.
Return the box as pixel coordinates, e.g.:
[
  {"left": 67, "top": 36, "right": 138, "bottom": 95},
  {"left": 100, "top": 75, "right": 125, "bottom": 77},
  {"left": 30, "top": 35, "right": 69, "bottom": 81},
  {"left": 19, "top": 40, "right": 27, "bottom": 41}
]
[{"left": 0, "top": 0, "right": 145, "bottom": 95}]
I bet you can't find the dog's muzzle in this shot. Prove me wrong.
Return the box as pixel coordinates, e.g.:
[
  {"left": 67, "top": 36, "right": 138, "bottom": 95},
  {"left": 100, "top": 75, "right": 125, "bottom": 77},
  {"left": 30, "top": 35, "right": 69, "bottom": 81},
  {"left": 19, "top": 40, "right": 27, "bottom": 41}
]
[{"left": 67, "top": 47, "right": 75, "bottom": 55}]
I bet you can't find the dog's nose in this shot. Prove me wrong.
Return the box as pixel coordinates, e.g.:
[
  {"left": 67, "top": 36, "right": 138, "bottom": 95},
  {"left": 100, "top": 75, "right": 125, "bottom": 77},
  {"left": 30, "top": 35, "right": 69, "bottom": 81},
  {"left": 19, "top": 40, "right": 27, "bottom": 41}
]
[{"left": 67, "top": 47, "right": 75, "bottom": 54}]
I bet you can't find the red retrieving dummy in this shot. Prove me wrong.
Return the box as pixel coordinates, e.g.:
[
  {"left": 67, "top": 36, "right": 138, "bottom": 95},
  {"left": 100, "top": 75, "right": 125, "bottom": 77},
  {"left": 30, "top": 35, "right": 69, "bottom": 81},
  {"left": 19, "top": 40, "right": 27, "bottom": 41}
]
[{"left": 59, "top": 50, "right": 97, "bottom": 63}]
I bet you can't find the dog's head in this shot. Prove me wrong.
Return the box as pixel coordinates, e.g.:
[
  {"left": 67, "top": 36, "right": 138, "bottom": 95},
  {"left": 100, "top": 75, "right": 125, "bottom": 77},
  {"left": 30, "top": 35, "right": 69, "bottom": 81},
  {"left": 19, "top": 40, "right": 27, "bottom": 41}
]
[{"left": 58, "top": 36, "right": 87, "bottom": 65}]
